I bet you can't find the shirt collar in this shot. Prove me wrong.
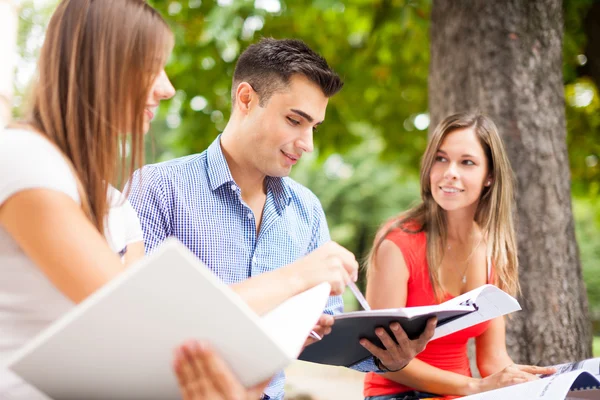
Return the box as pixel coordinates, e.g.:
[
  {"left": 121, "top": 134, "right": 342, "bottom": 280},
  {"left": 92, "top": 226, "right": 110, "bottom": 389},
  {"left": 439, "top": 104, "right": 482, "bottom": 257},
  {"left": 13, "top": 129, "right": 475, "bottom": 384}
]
[
  {"left": 266, "top": 176, "right": 293, "bottom": 214},
  {"left": 206, "top": 135, "right": 235, "bottom": 192},
  {"left": 206, "top": 135, "right": 293, "bottom": 212}
]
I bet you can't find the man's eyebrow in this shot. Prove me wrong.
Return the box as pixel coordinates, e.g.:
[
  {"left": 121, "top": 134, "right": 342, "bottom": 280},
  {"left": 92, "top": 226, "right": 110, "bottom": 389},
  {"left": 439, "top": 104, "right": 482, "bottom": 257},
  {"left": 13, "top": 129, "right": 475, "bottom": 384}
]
[{"left": 290, "top": 108, "right": 320, "bottom": 124}]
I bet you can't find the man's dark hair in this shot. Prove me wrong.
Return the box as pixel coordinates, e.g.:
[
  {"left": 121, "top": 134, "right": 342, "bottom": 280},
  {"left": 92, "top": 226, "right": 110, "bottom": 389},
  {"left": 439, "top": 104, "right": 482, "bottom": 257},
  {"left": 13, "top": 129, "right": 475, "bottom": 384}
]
[{"left": 232, "top": 38, "right": 343, "bottom": 106}]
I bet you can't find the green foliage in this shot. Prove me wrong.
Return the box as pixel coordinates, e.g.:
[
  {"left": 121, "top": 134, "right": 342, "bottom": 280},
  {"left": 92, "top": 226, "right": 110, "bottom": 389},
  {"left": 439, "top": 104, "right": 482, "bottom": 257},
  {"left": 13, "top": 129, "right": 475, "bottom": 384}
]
[
  {"left": 290, "top": 126, "right": 420, "bottom": 260},
  {"left": 594, "top": 336, "right": 600, "bottom": 357},
  {"left": 12, "top": 0, "right": 58, "bottom": 116},
  {"left": 289, "top": 127, "right": 421, "bottom": 294},
  {"left": 563, "top": 0, "right": 600, "bottom": 198},
  {"left": 147, "top": 0, "right": 431, "bottom": 170},
  {"left": 566, "top": 79, "right": 600, "bottom": 200},
  {"left": 574, "top": 197, "right": 600, "bottom": 326},
  {"left": 13, "top": 0, "right": 600, "bottom": 317}
]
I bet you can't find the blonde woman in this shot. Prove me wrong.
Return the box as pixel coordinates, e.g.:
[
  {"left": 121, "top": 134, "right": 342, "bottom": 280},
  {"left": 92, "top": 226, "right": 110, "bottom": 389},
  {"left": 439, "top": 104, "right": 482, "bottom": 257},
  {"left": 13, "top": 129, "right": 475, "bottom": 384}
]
[
  {"left": 0, "top": 1, "right": 360, "bottom": 399},
  {"left": 362, "top": 113, "right": 555, "bottom": 400}
]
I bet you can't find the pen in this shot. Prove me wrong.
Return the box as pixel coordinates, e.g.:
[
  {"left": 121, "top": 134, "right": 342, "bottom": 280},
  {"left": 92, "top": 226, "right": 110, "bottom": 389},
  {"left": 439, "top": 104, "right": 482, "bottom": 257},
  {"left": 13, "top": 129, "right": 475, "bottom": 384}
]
[
  {"left": 348, "top": 280, "right": 371, "bottom": 311},
  {"left": 309, "top": 330, "right": 322, "bottom": 341}
]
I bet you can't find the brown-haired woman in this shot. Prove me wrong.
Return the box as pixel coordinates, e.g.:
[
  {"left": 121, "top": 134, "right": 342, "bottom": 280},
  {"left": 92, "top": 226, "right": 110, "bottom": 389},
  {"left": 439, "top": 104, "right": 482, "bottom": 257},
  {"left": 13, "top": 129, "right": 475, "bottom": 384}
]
[
  {"left": 362, "top": 113, "right": 555, "bottom": 400},
  {"left": 0, "top": 1, "right": 358, "bottom": 399}
]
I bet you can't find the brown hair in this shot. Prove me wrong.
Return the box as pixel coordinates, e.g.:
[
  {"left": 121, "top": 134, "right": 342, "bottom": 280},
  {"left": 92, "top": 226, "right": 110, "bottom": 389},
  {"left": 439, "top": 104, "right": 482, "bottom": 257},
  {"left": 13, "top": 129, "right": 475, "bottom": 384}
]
[
  {"left": 367, "top": 112, "right": 519, "bottom": 299},
  {"left": 232, "top": 38, "right": 343, "bottom": 106},
  {"left": 26, "top": 0, "right": 172, "bottom": 234}
]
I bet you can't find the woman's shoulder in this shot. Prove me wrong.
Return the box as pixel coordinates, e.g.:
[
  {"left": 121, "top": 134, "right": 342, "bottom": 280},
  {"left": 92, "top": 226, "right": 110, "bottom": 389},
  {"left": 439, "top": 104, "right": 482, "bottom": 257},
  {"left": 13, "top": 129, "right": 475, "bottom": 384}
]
[
  {"left": 0, "top": 127, "right": 80, "bottom": 205},
  {"left": 0, "top": 127, "right": 67, "bottom": 161},
  {"left": 384, "top": 220, "right": 426, "bottom": 245},
  {"left": 1, "top": 126, "right": 47, "bottom": 145},
  {"left": 379, "top": 220, "right": 426, "bottom": 270}
]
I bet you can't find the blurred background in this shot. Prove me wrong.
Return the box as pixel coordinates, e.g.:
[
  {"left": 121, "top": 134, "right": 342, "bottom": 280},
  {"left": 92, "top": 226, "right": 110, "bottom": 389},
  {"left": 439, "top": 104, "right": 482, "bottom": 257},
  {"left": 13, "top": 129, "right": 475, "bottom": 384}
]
[{"left": 2, "top": 0, "right": 599, "bottom": 398}]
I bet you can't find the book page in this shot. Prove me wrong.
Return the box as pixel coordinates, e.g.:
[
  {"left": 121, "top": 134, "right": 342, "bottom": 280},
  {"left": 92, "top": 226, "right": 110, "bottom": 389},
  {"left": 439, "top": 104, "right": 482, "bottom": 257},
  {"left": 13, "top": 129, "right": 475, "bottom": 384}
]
[
  {"left": 260, "top": 282, "right": 331, "bottom": 359},
  {"left": 5, "top": 239, "right": 312, "bottom": 399},
  {"left": 432, "top": 284, "right": 521, "bottom": 340},
  {"left": 336, "top": 303, "right": 475, "bottom": 320},
  {"left": 549, "top": 358, "right": 600, "bottom": 378},
  {"left": 462, "top": 370, "right": 599, "bottom": 400}
]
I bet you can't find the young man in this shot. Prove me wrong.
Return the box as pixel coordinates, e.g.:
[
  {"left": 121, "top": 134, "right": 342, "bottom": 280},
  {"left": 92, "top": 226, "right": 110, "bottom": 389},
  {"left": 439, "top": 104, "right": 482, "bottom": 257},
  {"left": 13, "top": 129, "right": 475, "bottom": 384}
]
[{"left": 128, "top": 38, "right": 434, "bottom": 400}]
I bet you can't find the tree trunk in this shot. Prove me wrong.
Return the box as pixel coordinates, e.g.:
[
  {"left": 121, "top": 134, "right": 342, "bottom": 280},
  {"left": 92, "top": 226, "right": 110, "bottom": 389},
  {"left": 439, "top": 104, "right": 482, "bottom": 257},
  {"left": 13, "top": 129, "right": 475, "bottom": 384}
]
[
  {"left": 429, "top": 0, "right": 591, "bottom": 365},
  {"left": 0, "top": 0, "right": 19, "bottom": 128}
]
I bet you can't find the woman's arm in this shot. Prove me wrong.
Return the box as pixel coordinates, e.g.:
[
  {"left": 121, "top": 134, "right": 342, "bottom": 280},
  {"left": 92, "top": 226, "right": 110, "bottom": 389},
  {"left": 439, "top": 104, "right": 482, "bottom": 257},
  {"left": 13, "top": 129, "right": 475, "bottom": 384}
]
[
  {"left": 1, "top": 188, "right": 358, "bottom": 320},
  {"left": 367, "top": 239, "right": 476, "bottom": 394},
  {"left": 475, "top": 316, "right": 557, "bottom": 379},
  {"left": 475, "top": 316, "right": 513, "bottom": 376},
  {"left": 366, "top": 239, "right": 554, "bottom": 396},
  {"left": 383, "top": 357, "right": 479, "bottom": 395},
  {"left": 123, "top": 241, "right": 145, "bottom": 266},
  {"left": 366, "top": 239, "right": 409, "bottom": 308},
  {"left": 0, "top": 189, "right": 125, "bottom": 303}
]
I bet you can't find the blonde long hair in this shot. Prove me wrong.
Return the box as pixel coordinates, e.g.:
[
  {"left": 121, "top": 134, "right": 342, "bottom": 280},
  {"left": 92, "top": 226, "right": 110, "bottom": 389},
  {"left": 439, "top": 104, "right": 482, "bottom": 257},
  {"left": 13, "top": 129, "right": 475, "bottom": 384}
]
[
  {"left": 27, "top": 0, "right": 172, "bottom": 234},
  {"left": 367, "top": 112, "right": 519, "bottom": 300}
]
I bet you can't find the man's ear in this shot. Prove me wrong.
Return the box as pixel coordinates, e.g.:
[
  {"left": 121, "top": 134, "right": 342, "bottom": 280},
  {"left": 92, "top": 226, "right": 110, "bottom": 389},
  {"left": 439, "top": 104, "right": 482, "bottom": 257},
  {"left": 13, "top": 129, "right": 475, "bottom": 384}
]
[{"left": 234, "top": 82, "right": 257, "bottom": 115}]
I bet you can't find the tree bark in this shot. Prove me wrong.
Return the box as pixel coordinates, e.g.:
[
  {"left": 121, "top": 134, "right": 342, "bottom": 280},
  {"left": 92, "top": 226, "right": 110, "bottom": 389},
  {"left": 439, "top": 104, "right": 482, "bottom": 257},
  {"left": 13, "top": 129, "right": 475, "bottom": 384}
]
[
  {"left": 429, "top": 0, "right": 591, "bottom": 364},
  {"left": 0, "top": 0, "right": 18, "bottom": 128}
]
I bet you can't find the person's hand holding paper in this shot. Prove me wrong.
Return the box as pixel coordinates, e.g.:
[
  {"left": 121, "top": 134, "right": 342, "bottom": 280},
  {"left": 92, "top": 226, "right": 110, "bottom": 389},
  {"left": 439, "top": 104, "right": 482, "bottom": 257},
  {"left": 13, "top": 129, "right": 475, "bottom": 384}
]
[
  {"left": 360, "top": 317, "right": 436, "bottom": 372},
  {"left": 303, "top": 314, "right": 335, "bottom": 348},
  {"left": 283, "top": 241, "right": 436, "bottom": 373},
  {"left": 347, "top": 282, "right": 437, "bottom": 372},
  {"left": 174, "top": 340, "right": 271, "bottom": 400}
]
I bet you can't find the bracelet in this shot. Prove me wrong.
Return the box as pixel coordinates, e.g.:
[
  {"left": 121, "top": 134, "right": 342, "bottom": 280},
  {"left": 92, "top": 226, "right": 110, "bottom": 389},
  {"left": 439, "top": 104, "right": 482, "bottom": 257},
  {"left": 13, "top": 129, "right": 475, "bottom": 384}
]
[{"left": 374, "top": 356, "right": 408, "bottom": 373}]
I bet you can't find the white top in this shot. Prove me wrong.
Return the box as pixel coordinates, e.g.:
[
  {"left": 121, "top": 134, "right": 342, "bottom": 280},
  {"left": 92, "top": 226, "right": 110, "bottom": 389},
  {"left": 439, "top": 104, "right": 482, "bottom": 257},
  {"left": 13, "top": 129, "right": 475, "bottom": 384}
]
[
  {"left": 105, "top": 186, "right": 145, "bottom": 259},
  {"left": 0, "top": 128, "right": 143, "bottom": 399}
]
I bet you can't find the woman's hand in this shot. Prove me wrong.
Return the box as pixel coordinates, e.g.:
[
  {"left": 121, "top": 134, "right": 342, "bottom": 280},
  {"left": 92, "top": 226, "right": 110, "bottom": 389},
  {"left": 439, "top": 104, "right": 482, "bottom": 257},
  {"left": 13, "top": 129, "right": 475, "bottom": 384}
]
[
  {"left": 173, "top": 340, "right": 270, "bottom": 400},
  {"left": 471, "top": 363, "right": 557, "bottom": 394}
]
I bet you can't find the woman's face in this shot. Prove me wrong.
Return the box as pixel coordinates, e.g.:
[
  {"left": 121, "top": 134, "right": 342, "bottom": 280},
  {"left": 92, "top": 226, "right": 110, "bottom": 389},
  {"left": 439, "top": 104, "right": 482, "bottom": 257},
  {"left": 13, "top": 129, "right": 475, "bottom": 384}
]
[
  {"left": 429, "top": 127, "right": 491, "bottom": 213},
  {"left": 143, "top": 69, "right": 175, "bottom": 134}
]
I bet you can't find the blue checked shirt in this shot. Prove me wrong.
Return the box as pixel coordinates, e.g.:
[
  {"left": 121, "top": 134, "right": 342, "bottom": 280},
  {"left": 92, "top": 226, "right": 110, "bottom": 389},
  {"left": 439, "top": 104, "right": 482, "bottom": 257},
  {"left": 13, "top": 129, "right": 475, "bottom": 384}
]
[{"left": 128, "top": 136, "right": 378, "bottom": 399}]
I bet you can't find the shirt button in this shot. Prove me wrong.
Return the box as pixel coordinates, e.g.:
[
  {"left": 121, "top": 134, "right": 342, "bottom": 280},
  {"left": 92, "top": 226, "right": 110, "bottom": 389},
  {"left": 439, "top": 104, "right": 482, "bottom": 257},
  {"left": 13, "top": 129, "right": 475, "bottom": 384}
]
[
  {"left": 252, "top": 255, "right": 257, "bottom": 265},
  {"left": 247, "top": 212, "right": 254, "bottom": 219},
  {"left": 230, "top": 184, "right": 237, "bottom": 191}
]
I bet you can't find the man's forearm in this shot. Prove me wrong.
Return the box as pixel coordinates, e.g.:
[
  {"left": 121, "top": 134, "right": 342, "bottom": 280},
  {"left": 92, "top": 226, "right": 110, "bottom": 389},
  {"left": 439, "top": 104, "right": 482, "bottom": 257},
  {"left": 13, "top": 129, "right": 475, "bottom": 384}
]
[{"left": 230, "top": 266, "right": 309, "bottom": 315}]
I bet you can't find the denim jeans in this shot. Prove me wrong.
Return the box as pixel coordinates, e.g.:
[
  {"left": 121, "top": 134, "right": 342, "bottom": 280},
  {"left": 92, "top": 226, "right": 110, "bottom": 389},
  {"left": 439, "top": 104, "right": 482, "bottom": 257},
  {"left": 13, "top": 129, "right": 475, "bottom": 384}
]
[{"left": 364, "top": 391, "right": 442, "bottom": 400}]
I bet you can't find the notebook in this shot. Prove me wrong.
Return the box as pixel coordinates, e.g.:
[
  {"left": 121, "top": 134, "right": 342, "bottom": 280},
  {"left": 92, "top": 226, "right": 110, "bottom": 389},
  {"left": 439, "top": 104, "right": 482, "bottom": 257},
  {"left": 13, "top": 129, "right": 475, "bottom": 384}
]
[
  {"left": 299, "top": 284, "right": 521, "bottom": 367},
  {"left": 5, "top": 238, "right": 331, "bottom": 400}
]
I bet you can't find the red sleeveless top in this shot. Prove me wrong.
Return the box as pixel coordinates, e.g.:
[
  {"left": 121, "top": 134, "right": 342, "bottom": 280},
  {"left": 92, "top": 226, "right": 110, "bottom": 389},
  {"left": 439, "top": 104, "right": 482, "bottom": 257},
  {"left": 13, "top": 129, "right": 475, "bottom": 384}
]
[{"left": 363, "top": 228, "right": 492, "bottom": 398}]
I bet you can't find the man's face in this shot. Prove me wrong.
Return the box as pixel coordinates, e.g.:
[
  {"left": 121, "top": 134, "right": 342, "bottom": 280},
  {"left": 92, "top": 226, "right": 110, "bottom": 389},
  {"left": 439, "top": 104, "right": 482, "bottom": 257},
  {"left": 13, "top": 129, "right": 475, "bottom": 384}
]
[{"left": 241, "top": 74, "right": 329, "bottom": 177}]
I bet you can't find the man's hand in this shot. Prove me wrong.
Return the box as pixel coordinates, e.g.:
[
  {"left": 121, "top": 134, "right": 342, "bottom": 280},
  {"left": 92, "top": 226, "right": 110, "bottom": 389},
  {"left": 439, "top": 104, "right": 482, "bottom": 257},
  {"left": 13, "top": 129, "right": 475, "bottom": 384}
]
[
  {"left": 302, "top": 314, "right": 335, "bottom": 348},
  {"left": 285, "top": 241, "right": 359, "bottom": 296},
  {"left": 359, "top": 317, "right": 436, "bottom": 372}
]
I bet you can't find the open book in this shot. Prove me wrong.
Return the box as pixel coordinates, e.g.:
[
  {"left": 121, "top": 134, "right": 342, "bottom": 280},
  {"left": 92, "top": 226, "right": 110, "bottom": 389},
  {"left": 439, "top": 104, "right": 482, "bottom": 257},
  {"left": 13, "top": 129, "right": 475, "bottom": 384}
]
[
  {"left": 5, "top": 239, "right": 331, "bottom": 400},
  {"left": 462, "top": 357, "right": 600, "bottom": 400},
  {"left": 299, "top": 284, "right": 521, "bottom": 367}
]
